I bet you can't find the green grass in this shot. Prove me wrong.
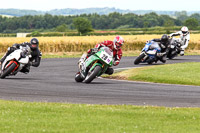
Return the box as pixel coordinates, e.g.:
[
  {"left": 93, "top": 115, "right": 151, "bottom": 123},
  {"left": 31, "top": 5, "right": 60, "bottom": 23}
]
[
  {"left": 0, "top": 100, "right": 200, "bottom": 133},
  {"left": 107, "top": 62, "right": 200, "bottom": 86}
]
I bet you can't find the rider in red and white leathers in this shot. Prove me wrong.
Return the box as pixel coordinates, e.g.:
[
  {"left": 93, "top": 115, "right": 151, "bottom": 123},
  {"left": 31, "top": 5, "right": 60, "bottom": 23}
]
[
  {"left": 78, "top": 36, "right": 124, "bottom": 75},
  {"left": 169, "top": 26, "right": 190, "bottom": 56}
]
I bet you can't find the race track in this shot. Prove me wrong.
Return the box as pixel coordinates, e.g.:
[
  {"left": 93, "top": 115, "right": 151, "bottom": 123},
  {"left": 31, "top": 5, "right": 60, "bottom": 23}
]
[{"left": 0, "top": 55, "right": 200, "bottom": 107}]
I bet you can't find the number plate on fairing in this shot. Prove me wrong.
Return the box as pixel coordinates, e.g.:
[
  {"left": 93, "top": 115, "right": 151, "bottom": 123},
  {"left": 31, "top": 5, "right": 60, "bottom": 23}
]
[{"left": 99, "top": 52, "right": 112, "bottom": 64}]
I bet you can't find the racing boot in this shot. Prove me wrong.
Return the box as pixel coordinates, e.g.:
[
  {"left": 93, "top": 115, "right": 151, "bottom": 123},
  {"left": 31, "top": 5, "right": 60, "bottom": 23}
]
[
  {"left": 0, "top": 55, "right": 5, "bottom": 75},
  {"left": 78, "top": 53, "right": 87, "bottom": 70},
  {"left": 0, "top": 47, "right": 15, "bottom": 64},
  {"left": 0, "top": 53, "right": 8, "bottom": 64},
  {"left": 180, "top": 50, "right": 184, "bottom": 56},
  {"left": 0, "top": 55, "right": 7, "bottom": 75},
  {"left": 0, "top": 62, "right": 2, "bottom": 75},
  {"left": 160, "top": 55, "right": 167, "bottom": 63},
  {"left": 105, "top": 67, "right": 114, "bottom": 75},
  {"left": 20, "top": 64, "right": 30, "bottom": 74},
  {"left": 147, "top": 58, "right": 154, "bottom": 64}
]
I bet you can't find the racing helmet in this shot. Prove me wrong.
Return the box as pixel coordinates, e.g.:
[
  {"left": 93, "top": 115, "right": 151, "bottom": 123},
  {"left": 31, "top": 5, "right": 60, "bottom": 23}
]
[
  {"left": 113, "top": 36, "right": 124, "bottom": 50},
  {"left": 30, "top": 38, "right": 39, "bottom": 50},
  {"left": 161, "top": 34, "right": 169, "bottom": 43},
  {"left": 181, "top": 26, "right": 189, "bottom": 36}
]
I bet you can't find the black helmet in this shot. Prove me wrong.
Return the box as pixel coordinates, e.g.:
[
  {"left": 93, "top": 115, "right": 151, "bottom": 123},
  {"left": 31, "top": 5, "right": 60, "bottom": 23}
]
[
  {"left": 30, "top": 38, "right": 39, "bottom": 50},
  {"left": 161, "top": 34, "right": 168, "bottom": 43}
]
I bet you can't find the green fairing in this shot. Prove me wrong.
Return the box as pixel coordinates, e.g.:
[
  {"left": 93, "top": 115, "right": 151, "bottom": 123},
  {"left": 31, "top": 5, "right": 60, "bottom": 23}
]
[
  {"left": 83, "top": 47, "right": 113, "bottom": 77},
  {"left": 85, "top": 55, "right": 100, "bottom": 68},
  {"left": 96, "top": 49, "right": 113, "bottom": 66}
]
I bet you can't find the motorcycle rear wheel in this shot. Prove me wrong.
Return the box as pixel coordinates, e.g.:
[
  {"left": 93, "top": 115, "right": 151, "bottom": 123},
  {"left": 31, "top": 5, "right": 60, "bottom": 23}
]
[
  {"left": 84, "top": 65, "right": 101, "bottom": 83},
  {"left": 0, "top": 63, "right": 17, "bottom": 79}
]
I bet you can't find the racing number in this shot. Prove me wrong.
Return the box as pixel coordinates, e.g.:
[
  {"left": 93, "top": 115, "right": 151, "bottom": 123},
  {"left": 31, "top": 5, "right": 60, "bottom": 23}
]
[{"left": 102, "top": 54, "right": 108, "bottom": 60}]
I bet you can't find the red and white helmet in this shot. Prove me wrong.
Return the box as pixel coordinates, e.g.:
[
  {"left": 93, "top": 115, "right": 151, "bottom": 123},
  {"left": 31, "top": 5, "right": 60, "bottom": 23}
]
[
  {"left": 113, "top": 35, "right": 124, "bottom": 50},
  {"left": 181, "top": 26, "right": 189, "bottom": 36}
]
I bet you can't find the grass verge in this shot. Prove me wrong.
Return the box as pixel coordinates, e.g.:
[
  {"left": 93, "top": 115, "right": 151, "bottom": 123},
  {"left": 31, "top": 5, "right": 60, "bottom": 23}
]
[
  {"left": 0, "top": 100, "right": 200, "bottom": 132},
  {"left": 105, "top": 62, "right": 200, "bottom": 86}
]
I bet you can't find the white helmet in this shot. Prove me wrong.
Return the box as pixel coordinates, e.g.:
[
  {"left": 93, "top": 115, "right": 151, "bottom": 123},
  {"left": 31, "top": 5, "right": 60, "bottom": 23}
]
[{"left": 181, "top": 26, "right": 189, "bottom": 36}]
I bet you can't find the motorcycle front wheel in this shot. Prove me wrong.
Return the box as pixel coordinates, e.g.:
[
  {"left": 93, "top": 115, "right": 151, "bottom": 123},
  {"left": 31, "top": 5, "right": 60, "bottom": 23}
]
[
  {"left": 134, "top": 53, "right": 146, "bottom": 65},
  {"left": 84, "top": 65, "right": 102, "bottom": 83},
  {"left": 0, "top": 63, "right": 17, "bottom": 79}
]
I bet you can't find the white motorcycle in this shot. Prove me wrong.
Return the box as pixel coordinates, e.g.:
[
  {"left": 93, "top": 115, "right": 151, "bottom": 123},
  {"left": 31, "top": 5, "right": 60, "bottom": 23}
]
[{"left": 0, "top": 45, "right": 31, "bottom": 79}]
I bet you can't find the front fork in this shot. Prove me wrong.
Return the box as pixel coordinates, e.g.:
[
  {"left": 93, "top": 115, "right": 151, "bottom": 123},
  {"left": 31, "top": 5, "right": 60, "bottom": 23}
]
[{"left": 141, "top": 52, "right": 149, "bottom": 61}]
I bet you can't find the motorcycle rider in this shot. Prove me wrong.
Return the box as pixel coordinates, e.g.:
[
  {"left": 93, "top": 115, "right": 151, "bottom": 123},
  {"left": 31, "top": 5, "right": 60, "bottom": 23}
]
[
  {"left": 0, "top": 38, "right": 42, "bottom": 74},
  {"left": 169, "top": 26, "right": 190, "bottom": 56},
  {"left": 150, "top": 34, "right": 171, "bottom": 63},
  {"left": 78, "top": 35, "right": 124, "bottom": 75}
]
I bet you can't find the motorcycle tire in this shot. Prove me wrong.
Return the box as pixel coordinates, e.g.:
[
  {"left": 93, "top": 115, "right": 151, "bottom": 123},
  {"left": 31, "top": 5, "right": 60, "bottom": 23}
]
[
  {"left": 75, "top": 72, "right": 84, "bottom": 82},
  {"left": 0, "top": 63, "right": 17, "bottom": 79},
  {"left": 168, "top": 51, "right": 177, "bottom": 59},
  {"left": 84, "top": 65, "right": 101, "bottom": 83},
  {"left": 134, "top": 53, "right": 146, "bottom": 65}
]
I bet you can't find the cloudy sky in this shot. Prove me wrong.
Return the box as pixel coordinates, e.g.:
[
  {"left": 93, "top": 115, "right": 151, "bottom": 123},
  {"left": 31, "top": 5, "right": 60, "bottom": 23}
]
[{"left": 0, "top": 0, "right": 199, "bottom": 11}]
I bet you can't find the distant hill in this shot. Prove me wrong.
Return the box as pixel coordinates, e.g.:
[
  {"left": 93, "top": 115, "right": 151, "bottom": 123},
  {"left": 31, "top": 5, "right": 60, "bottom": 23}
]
[
  {"left": 0, "top": 9, "right": 43, "bottom": 16},
  {"left": 1, "top": 14, "right": 14, "bottom": 18},
  {"left": 0, "top": 8, "right": 199, "bottom": 17}
]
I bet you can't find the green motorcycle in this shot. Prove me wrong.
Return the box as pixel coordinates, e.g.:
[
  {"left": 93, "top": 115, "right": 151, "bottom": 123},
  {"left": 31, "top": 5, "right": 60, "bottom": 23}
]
[{"left": 75, "top": 47, "right": 114, "bottom": 83}]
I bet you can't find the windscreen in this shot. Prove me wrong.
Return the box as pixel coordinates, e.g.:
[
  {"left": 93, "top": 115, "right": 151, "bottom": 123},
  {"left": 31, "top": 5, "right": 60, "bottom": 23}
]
[
  {"left": 149, "top": 42, "right": 160, "bottom": 50},
  {"left": 103, "top": 47, "right": 113, "bottom": 57}
]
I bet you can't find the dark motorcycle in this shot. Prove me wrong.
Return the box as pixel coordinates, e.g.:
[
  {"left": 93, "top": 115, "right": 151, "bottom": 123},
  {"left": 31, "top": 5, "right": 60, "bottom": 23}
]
[{"left": 167, "top": 38, "right": 181, "bottom": 59}]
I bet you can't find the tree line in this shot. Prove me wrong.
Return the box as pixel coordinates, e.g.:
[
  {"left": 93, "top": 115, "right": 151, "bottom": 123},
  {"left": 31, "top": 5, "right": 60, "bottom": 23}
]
[{"left": 0, "top": 12, "right": 199, "bottom": 33}]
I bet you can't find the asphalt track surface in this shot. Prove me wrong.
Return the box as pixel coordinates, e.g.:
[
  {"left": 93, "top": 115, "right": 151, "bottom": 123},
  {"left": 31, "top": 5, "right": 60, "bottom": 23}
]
[{"left": 0, "top": 55, "right": 200, "bottom": 107}]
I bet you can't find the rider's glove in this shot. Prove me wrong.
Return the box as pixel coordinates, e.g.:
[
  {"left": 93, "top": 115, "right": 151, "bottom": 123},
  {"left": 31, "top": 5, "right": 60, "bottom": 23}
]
[
  {"left": 12, "top": 43, "right": 21, "bottom": 49},
  {"left": 113, "top": 60, "right": 119, "bottom": 66},
  {"left": 146, "top": 40, "right": 150, "bottom": 44},
  {"left": 8, "top": 46, "right": 16, "bottom": 52},
  {"left": 92, "top": 48, "right": 98, "bottom": 53}
]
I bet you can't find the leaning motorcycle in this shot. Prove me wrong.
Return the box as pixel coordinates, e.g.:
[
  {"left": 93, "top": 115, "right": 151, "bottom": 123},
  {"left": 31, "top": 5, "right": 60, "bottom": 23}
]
[
  {"left": 75, "top": 47, "right": 113, "bottom": 83},
  {"left": 0, "top": 45, "right": 31, "bottom": 79},
  {"left": 134, "top": 41, "right": 161, "bottom": 65},
  {"left": 167, "top": 37, "right": 181, "bottom": 59}
]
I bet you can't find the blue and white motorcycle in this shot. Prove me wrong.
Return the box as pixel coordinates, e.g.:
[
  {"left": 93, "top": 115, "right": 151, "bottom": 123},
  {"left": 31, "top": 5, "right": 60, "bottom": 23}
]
[{"left": 134, "top": 41, "right": 161, "bottom": 65}]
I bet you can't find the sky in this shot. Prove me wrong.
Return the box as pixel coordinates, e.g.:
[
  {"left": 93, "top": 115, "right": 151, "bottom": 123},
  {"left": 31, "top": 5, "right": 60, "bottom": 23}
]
[{"left": 0, "top": 0, "right": 200, "bottom": 11}]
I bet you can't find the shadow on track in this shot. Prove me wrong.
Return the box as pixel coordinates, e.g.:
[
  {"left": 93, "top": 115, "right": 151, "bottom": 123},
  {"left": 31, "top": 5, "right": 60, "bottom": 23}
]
[
  {"left": 135, "top": 63, "right": 164, "bottom": 66},
  {"left": 74, "top": 81, "right": 115, "bottom": 85},
  {"left": 167, "top": 58, "right": 191, "bottom": 61},
  {"left": 2, "top": 77, "right": 39, "bottom": 80}
]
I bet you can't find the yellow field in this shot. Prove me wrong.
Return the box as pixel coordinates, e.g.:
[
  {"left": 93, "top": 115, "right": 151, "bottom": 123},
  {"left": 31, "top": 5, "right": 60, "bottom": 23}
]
[{"left": 0, "top": 35, "right": 199, "bottom": 54}]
